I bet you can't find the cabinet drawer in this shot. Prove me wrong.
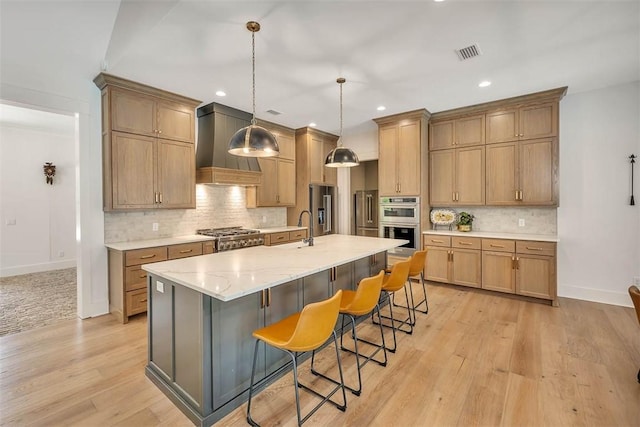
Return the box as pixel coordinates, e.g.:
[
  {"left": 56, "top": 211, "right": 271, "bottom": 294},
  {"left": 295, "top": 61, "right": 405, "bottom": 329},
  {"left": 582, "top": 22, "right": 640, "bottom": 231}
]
[
  {"left": 482, "top": 239, "right": 515, "bottom": 252},
  {"left": 516, "top": 241, "right": 555, "bottom": 257},
  {"left": 126, "top": 288, "right": 148, "bottom": 316},
  {"left": 168, "top": 242, "right": 203, "bottom": 260},
  {"left": 125, "top": 265, "right": 147, "bottom": 291},
  {"left": 451, "top": 236, "right": 481, "bottom": 250},
  {"left": 289, "top": 230, "right": 307, "bottom": 240},
  {"left": 203, "top": 241, "right": 215, "bottom": 254},
  {"left": 125, "top": 247, "right": 167, "bottom": 266},
  {"left": 423, "top": 235, "right": 451, "bottom": 247},
  {"left": 268, "top": 232, "right": 289, "bottom": 245}
]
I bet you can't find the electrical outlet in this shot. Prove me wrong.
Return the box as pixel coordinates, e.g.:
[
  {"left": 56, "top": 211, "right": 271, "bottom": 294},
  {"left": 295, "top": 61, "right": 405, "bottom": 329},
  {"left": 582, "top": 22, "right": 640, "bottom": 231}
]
[
  {"left": 156, "top": 281, "right": 164, "bottom": 293},
  {"left": 262, "top": 215, "right": 267, "bottom": 223},
  {"left": 518, "top": 218, "right": 525, "bottom": 227},
  {"left": 152, "top": 222, "right": 159, "bottom": 231},
  {"left": 634, "top": 277, "right": 640, "bottom": 286},
  {"left": 5, "top": 218, "right": 16, "bottom": 225},
  {"left": 58, "top": 251, "right": 65, "bottom": 258}
]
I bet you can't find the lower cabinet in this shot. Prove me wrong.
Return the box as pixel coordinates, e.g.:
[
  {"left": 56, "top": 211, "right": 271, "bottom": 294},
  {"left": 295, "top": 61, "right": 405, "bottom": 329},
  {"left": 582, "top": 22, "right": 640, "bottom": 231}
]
[
  {"left": 263, "top": 229, "right": 307, "bottom": 246},
  {"left": 424, "top": 234, "right": 557, "bottom": 304}
]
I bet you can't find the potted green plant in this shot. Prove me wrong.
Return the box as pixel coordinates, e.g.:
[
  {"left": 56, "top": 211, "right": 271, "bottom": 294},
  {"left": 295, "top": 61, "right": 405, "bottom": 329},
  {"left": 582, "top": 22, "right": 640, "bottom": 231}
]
[{"left": 457, "top": 212, "right": 474, "bottom": 232}]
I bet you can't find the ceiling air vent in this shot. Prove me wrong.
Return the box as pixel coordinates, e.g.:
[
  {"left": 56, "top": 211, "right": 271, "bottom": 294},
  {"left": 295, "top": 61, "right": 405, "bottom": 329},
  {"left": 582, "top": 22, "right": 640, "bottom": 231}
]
[
  {"left": 266, "top": 109, "right": 282, "bottom": 116},
  {"left": 455, "top": 44, "right": 482, "bottom": 61}
]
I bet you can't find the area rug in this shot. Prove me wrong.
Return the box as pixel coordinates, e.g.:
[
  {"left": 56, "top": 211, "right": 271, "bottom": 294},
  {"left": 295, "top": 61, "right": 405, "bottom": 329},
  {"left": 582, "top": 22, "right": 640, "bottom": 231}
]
[{"left": 0, "top": 268, "right": 77, "bottom": 337}]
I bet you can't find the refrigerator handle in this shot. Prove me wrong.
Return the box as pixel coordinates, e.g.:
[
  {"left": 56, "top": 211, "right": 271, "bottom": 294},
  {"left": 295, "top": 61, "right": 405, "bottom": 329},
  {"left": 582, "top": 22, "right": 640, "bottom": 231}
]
[
  {"left": 323, "top": 194, "right": 331, "bottom": 233},
  {"left": 366, "top": 194, "right": 373, "bottom": 223}
]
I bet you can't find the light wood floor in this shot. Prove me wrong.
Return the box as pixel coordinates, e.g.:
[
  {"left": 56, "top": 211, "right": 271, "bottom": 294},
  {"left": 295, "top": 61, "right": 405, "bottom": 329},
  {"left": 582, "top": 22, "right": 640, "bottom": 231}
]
[{"left": 2, "top": 283, "right": 639, "bottom": 426}]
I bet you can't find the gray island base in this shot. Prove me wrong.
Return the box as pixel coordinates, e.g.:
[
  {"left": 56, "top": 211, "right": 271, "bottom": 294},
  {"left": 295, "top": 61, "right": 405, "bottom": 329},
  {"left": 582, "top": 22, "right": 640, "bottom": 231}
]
[{"left": 142, "top": 235, "right": 408, "bottom": 426}]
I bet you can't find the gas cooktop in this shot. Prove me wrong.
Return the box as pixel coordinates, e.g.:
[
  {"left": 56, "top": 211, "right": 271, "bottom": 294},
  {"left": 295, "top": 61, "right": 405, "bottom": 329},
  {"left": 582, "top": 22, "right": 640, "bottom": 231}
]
[{"left": 196, "top": 227, "right": 264, "bottom": 251}]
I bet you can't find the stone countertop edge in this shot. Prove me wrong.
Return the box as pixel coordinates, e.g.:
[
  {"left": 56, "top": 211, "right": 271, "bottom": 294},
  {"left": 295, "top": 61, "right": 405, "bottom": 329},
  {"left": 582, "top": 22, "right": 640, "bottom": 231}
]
[
  {"left": 142, "top": 234, "right": 407, "bottom": 302},
  {"left": 256, "top": 226, "right": 307, "bottom": 233},
  {"left": 423, "top": 229, "right": 558, "bottom": 242},
  {"left": 105, "top": 235, "right": 216, "bottom": 251}
]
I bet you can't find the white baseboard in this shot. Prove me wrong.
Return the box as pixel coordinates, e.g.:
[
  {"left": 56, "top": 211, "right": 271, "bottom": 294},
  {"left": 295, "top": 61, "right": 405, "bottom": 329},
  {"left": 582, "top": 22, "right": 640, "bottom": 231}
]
[
  {"left": 0, "top": 259, "right": 77, "bottom": 278},
  {"left": 558, "top": 283, "right": 633, "bottom": 308}
]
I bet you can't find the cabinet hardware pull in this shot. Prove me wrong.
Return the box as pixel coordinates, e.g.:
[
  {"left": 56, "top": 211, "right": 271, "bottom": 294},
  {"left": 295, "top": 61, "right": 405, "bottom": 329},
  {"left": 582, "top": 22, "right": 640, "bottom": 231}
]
[
  {"left": 515, "top": 190, "right": 519, "bottom": 201},
  {"left": 519, "top": 190, "right": 523, "bottom": 201},
  {"left": 140, "top": 299, "right": 147, "bottom": 303},
  {"left": 511, "top": 255, "right": 515, "bottom": 269},
  {"left": 260, "top": 290, "right": 265, "bottom": 308},
  {"left": 526, "top": 247, "right": 543, "bottom": 251},
  {"left": 159, "top": 193, "right": 162, "bottom": 203},
  {"left": 179, "top": 249, "right": 193, "bottom": 253},
  {"left": 519, "top": 133, "right": 524, "bottom": 137},
  {"left": 432, "top": 239, "right": 444, "bottom": 243},
  {"left": 154, "top": 192, "right": 159, "bottom": 203},
  {"left": 516, "top": 257, "right": 520, "bottom": 269},
  {"left": 139, "top": 274, "right": 146, "bottom": 278},
  {"left": 452, "top": 192, "right": 456, "bottom": 201},
  {"left": 490, "top": 244, "right": 504, "bottom": 248},
  {"left": 456, "top": 192, "right": 459, "bottom": 202},
  {"left": 459, "top": 242, "right": 472, "bottom": 245},
  {"left": 140, "top": 254, "right": 156, "bottom": 259},
  {"left": 515, "top": 134, "right": 519, "bottom": 137},
  {"left": 267, "top": 288, "right": 272, "bottom": 307}
]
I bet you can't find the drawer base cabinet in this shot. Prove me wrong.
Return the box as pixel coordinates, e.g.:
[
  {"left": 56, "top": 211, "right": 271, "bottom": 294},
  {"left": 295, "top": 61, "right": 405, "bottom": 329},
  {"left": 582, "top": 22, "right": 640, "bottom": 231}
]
[
  {"left": 145, "top": 252, "right": 386, "bottom": 426},
  {"left": 108, "top": 241, "right": 213, "bottom": 323},
  {"left": 424, "top": 234, "right": 557, "bottom": 305}
]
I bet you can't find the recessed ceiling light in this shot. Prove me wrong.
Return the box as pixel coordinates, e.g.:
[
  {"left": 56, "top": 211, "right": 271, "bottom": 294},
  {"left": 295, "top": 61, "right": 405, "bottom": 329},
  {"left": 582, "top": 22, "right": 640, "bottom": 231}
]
[
  {"left": 377, "top": 106, "right": 386, "bottom": 111},
  {"left": 478, "top": 81, "right": 491, "bottom": 88},
  {"left": 309, "top": 122, "right": 317, "bottom": 127},
  {"left": 215, "top": 90, "right": 226, "bottom": 97},
  {"left": 434, "top": 0, "right": 446, "bottom": 2}
]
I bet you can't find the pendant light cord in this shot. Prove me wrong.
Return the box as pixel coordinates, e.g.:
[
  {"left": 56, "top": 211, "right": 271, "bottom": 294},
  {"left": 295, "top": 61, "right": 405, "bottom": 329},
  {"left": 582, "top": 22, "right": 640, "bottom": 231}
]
[
  {"left": 251, "top": 29, "right": 257, "bottom": 126},
  {"left": 339, "top": 79, "right": 343, "bottom": 146}
]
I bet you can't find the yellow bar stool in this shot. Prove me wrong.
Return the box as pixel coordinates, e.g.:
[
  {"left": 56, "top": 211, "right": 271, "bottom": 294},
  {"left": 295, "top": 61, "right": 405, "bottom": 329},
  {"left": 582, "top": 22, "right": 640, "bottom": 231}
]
[
  {"left": 373, "top": 258, "right": 412, "bottom": 353},
  {"left": 392, "top": 249, "right": 429, "bottom": 320},
  {"left": 246, "top": 290, "right": 347, "bottom": 427},
  {"left": 310, "top": 270, "right": 387, "bottom": 396}
]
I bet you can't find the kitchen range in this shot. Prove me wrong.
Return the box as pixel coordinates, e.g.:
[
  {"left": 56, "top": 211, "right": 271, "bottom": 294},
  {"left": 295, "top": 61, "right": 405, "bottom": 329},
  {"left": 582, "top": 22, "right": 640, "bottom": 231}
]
[{"left": 196, "top": 227, "right": 264, "bottom": 252}]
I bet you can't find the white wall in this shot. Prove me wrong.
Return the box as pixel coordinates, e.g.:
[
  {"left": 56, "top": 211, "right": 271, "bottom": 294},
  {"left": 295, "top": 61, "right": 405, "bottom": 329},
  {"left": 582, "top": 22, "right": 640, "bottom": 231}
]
[
  {"left": 558, "top": 81, "right": 640, "bottom": 306},
  {"left": 0, "top": 109, "right": 76, "bottom": 276}
]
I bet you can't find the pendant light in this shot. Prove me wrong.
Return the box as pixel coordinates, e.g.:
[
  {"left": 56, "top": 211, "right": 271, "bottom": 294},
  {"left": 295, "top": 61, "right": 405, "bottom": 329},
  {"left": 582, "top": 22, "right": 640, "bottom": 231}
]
[
  {"left": 325, "top": 77, "right": 359, "bottom": 167},
  {"left": 228, "top": 21, "right": 279, "bottom": 157}
]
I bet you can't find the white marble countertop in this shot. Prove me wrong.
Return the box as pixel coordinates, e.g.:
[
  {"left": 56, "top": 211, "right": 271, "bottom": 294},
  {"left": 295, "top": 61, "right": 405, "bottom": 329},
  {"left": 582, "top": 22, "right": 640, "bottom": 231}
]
[
  {"left": 142, "top": 234, "right": 407, "bottom": 301},
  {"left": 423, "top": 229, "right": 558, "bottom": 242},
  {"left": 105, "top": 235, "right": 216, "bottom": 251},
  {"left": 256, "top": 226, "right": 307, "bottom": 233}
]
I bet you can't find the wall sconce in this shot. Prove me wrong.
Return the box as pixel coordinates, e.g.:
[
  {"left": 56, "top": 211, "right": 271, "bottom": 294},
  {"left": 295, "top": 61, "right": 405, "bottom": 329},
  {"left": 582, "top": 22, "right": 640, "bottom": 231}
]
[{"left": 43, "top": 162, "right": 56, "bottom": 185}]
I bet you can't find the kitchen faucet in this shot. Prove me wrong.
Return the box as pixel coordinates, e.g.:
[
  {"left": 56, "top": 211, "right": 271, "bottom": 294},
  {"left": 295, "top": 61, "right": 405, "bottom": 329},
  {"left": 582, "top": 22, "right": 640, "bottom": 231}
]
[{"left": 296, "top": 210, "right": 314, "bottom": 246}]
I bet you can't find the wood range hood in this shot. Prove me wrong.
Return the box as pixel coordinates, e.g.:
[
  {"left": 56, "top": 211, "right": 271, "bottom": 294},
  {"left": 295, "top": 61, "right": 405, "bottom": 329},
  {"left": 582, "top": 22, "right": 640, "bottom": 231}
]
[{"left": 195, "top": 102, "right": 262, "bottom": 186}]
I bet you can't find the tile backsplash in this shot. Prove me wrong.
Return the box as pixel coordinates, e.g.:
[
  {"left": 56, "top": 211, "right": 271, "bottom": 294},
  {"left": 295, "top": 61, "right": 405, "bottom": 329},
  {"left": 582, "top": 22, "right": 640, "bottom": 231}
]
[
  {"left": 428, "top": 206, "right": 557, "bottom": 235},
  {"left": 104, "top": 185, "right": 286, "bottom": 243}
]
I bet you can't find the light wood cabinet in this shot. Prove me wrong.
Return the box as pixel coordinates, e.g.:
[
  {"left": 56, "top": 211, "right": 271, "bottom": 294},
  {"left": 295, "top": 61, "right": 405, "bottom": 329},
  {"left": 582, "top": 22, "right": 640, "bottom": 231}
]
[
  {"left": 263, "top": 229, "right": 308, "bottom": 246},
  {"left": 247, "top": 121, "right": 296, "bottom": 207},
  {"left": 430, "top": 146, "right": 485, "bottom": 206},
  {"left": 430, "top": 114, "right": 485, "bottom": 150},
  {"left": 94, "top": 73, "right": 200, "bottom": 211},
  {"left": 377, "top": 118, "right": 422, "bottom": 196},
  {"left": 424, "top": 235, "right": 481, "bottom": 288},
  {"left": 424, "top": 234, "right": 557, "bottom": 304},
  {"left": 486, "top": 138, "right": 557, "bottom": 205},
  {"left": 486, "top": 102, "right": 558, "bottom": 144},
  {"left": 108, "top": 240, "right": 210, "bottom": 323}
]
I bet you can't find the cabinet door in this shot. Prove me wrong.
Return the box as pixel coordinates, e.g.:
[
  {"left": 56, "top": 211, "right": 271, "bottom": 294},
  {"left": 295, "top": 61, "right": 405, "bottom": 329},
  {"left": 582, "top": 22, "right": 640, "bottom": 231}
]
[
  {"left": 111, "top": 89, "right": 156, "bottom": 137},
  {"left": 455, "top": 115, "right": 485, "bottom": 146},
  {"left": 322, "top": 139, "right": 338, "bottom": 186},
  {"left": 309, "top": 136, "right": 325, "bottom": 184},
  {"left": 157, "top": 101, "right": 195, "bottom": 143},
  {"left": 265, "top": 280, "right": 301, "bottom": 377},
  {"left": 425, "top": 246, "right": 450, "bottom": 283},
  {"left": 429, "top": 150, "right": 455, "bottom": 205},
  {"left": 277, "top": 159, "right": 296, "bottom": 206},
  {"left": 519, "top": 102, "right": 557, "bottom": 141},
  {"left": 256, "top": 157, "right": 279, "bottom": 205},
  {"left": 451, "top": 249, "right": 481, "bottom": 288},
  {"left": 212, "top": 292, "right": 264, "bottom": 410},
  {"left": 481, "top": 251, "right": 515, "bottom": 293},
  {"left": 111, "top": 132, "right": 157, "bottom": 209},
  {"left": 486, "top": 142, "right": 519, "bottom": 205},
  {"left": 157, "top": 139, "right": 195, "bottom": 208},
  {"left": 378, "top": 125, "right": 398, "bottom": 196},
  {"left": 397, "top": 120, "right": 421, "bottom": 195},
  {"left": 516, "top": 254, "right": 555, "bottom": 300},
  {"left": 519, "top": 138, "right": 556, "bottom": 205},
  {"left": 430, "top": 120, "right": 454, "bottom": 151},
  {"left": 276, "top": 129, "right": 296, "bottom": 160},
  {"left": 486, "top": 109, "right": 518, "bottom": 144},
  {"left": 455, "top": 146, "right": 485, "bottom": 205}
]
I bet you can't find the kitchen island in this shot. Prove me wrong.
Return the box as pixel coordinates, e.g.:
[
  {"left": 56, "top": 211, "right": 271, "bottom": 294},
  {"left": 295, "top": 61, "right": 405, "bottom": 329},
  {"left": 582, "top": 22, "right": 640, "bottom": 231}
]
[{"left": 142, "top": 234, "right": 407, "bottom": 426}]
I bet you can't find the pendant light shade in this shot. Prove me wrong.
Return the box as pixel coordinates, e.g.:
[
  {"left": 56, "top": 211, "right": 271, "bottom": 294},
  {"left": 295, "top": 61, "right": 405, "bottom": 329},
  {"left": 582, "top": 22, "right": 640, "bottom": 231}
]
[
  {"left": 228, "top": 21, "right": 279, "bottom": 157},
  {"left": 325, "top": 77, "right": 359, "bottom": 168}
]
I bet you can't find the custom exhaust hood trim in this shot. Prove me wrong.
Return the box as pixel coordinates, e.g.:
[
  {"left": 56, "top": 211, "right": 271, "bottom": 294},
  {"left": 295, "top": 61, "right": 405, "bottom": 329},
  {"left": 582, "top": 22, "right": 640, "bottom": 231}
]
[{"left": 195, "top": 102, "right": 263, "bottom": 186}]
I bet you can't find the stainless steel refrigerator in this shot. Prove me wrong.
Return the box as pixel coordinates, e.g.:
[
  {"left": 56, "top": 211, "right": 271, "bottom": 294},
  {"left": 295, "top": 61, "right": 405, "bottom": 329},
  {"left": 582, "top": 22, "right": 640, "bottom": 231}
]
[
  {"left": 353, "top": 190, "right": 379, "bottom": 237},
  {"left": 309, "top": 185, "right": 337, "bottom": 236}
]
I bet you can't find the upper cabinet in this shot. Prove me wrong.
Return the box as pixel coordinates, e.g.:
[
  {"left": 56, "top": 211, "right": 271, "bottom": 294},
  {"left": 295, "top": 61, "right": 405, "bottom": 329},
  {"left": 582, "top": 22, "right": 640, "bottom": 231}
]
[
  {"left": 94, "top": 73, "right": 201, "bottom": 211},
  {"left": 428, "top": 87, "right": 566, "bottom": 207},
  {"left": 486, "top": 102, "right": 558, "bottom": 144},
  {"left": 429, "top": 114, "right": 485, "bottom": 150},
  {"left": 247, "top": 121, "right": 296, "bottom": 207},
  {"left": 374, "top": 109, "right": 430, "bottom": 196}
]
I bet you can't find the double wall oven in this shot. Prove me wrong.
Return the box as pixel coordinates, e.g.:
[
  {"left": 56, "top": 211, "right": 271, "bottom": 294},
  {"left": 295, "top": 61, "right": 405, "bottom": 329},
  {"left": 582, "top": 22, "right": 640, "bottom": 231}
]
[{"left": 379, "top": 196, "right": 420, "bottom": 256}]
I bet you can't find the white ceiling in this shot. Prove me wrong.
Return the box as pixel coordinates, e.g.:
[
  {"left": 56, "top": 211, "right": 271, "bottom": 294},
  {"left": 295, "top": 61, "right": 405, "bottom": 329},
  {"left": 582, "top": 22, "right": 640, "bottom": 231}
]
[{"left": 1, "top": 0, "right": 639, "bottom": 137}]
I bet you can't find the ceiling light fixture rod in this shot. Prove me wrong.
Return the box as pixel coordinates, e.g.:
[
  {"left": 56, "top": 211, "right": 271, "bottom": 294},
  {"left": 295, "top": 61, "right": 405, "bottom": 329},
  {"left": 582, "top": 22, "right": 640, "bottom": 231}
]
[
  {"left": 338, "top": 77, "right": 345, "bottom": 144},
  {"left": 248, "top": 21, "right": 258, "bottom": 125}
]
